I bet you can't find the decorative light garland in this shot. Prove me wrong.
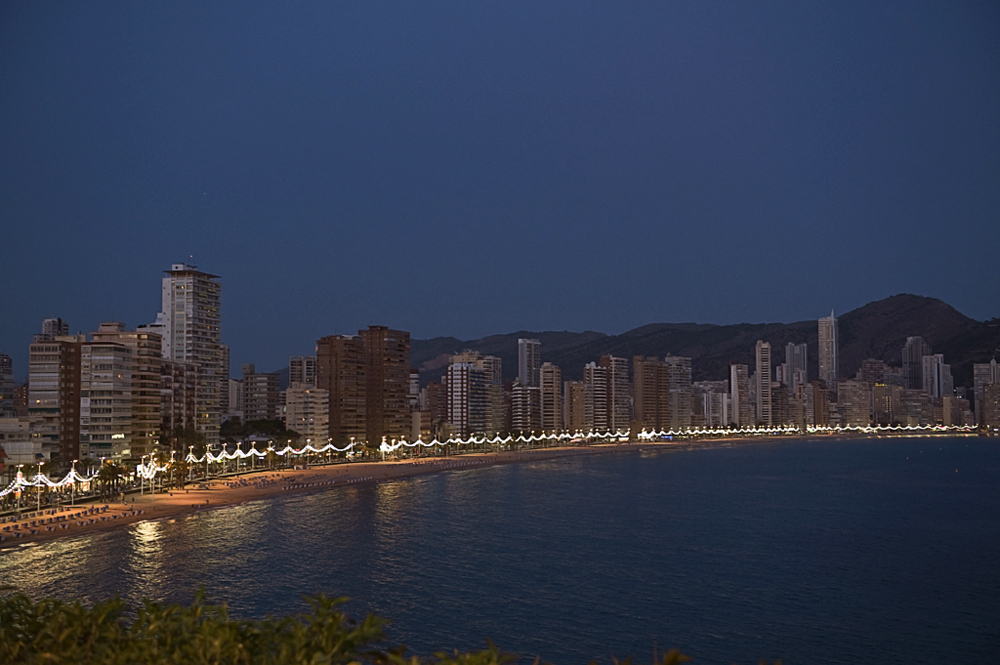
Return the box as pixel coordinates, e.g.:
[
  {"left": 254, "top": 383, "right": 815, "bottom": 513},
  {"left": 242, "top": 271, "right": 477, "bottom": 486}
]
[{"left": 0, "top": 423, "right": 978, "bottom": 499}]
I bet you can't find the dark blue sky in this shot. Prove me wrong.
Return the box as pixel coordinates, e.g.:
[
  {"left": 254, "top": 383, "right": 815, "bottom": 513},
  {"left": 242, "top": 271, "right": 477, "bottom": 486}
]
[{"left": 2, "top": 1, "right": 998, "bottom": 377}]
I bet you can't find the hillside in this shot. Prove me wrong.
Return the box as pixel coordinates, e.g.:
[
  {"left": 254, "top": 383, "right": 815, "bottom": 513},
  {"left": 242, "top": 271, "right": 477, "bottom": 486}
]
[{"left": 411, "top": 295, "right": 1000, "bottom": 387}]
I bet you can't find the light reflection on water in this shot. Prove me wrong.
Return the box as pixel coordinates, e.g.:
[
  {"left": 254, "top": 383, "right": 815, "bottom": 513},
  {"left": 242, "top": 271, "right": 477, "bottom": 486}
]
[{"left": 0, "top": 438, "right": 997, "bottom": 665}]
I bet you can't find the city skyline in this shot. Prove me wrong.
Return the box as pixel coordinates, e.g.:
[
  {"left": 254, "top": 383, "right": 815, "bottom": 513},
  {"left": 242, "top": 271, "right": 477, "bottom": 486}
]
[{"left": 2, "top": 2, "right": 999, "bottom": 377}]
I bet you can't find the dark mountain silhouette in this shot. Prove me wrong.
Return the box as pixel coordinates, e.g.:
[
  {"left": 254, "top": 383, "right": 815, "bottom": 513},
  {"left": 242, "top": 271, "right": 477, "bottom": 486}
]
[{"left": 411, "top": 295, "right": 1000, "bottom": 388}]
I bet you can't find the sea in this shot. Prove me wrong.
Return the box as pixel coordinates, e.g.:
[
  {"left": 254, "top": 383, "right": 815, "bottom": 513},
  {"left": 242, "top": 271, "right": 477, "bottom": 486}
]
[{"left": 1, "top": 436, "right": 997, "bottom": 665}]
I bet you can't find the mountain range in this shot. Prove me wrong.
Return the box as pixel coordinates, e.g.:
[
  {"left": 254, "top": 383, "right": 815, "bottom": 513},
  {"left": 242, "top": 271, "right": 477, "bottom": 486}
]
[{"left": 409, "top": 295, "right": 1000, "bottom": 389}]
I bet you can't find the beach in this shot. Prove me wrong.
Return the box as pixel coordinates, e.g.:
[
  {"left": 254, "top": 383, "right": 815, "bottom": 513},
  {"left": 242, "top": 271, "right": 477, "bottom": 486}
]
[
  {"left": 0, "top": 441, "right": 654, "bottom": 551},
  {"left": 1, "top": 431, "right": 972, "bottom": 552}
]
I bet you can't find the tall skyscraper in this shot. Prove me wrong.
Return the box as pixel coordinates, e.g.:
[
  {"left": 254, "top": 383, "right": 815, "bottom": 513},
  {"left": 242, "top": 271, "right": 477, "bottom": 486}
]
[
  {"left": 785, "top": 343, "right": 808, "bottom": 393},
  {"left": 80, "top": 335, "right": 133, "bottom": 459},
  {"left": 817, "top": 311, "right": 838, "bottom": 393},
  {"left": 921, "top": 354, "right": 953, "bottom": 400},
  {"left": 153, "top": 263, "right": 223, "bottom": 445},
  {"left": 90, "top": 322, "right": 164, "bottom": 459},
  {"left": 316, "top": 335, "right": 366, "bottom": 446},
  {"left": 633, "top": 356, "right": 670, "bottom": 431},
  {"left": 518, "top": 339, "right": 541, "bottom": 387},
  {"left": 972, "top": 358, "right": 999, "bottom": 424},
  {"left": 563, "top": 380, "right": 586, "bottom": 432},
  {"left": 902, "top": 336, "right": 932, "bottom": 390},
  {"left": 539, "top": 362, "right": 563, "bottom": 432},
  {"left": 360, "top": 326, "right": 411, "bottom": 445},
  {"left": 599, "top": 355, "right": 631, "bottom": 431},
  {"left": 28, "top": 333, "right": 84, "bottom": 462},
  {"left": 445, "top": 350, "right": 503, "bottom": 437},
  {"left": 755, "top": 341, "right": 772, "bottom": 426},
  {"left": 583, "top": 362, "right": 608, "bottom": 430},
  {"left": 729, "top": 363, "right": 751, "bottom": 427},
  {"left": 663, "top": 355, "right": 692, "bottom": 430}
]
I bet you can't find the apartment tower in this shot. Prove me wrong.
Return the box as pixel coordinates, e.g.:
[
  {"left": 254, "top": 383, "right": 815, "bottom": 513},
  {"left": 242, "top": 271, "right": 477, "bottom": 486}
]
[{"left": 153, "top": 263, "right": 223, "bottom": 445}]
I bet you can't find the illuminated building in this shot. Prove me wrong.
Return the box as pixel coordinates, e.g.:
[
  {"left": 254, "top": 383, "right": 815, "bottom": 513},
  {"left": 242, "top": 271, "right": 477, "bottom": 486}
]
[
  {"left": 921, "top": 354, "right": 953, "bottom": 400},
  {"left": 284, "top": 383, "right": 329, "bottom": 444},
  {"left": 729, "top": 363, "right": 751, "bottom": 427},
  {"left": 150, "top": 263, "right": 223, "bottom": 445},
  {"left": 360, "top": 326, "right": 411, "bottom": 445},
  {"left": 540, "top": 362, "right": 562, "bottom": 432},
  {"left": 80, "top": 336, "right": 132, "bottom": 459},
  {"left": 599, "top": 355, "right": 631, "bottom": 431},
  {"left": 755, "top": 340, "right": 772, "bottom": 426},
  {"left": 90, "top": 322, "right": 164, "bottom": 459},
  {"left": 316, "top": 335, "right": 366, "bottom": 446},
  {"left": 818, "top": 311, "right": 838, "bottom": 393},
  {"left": 583, "top": 362, "right": 607, "bottom": 430},
  {"left": 28, "top": 330, "right": 83, "bottom": 462}
]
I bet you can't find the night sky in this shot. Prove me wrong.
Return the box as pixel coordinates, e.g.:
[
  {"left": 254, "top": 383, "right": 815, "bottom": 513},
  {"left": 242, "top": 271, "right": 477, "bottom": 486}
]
[{"left": 2, "top": 1, "right": 998, "bottom": 378}]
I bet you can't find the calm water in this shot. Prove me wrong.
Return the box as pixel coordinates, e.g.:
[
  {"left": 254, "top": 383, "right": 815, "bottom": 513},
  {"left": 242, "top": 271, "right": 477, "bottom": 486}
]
[{"left": 1, "top": 437, "right": 998, "bottom": 664}]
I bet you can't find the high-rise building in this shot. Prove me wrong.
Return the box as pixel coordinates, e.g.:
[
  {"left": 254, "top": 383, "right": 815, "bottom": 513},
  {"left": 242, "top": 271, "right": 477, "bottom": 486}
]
[
  {"left": 693, "top": 381, "right": 729, "bottom": 428},
  {"left": 583, "top": 362, "right": 608, "bottom": 430},
  {"left": 445, "top": 361, "right": 487, "bottom": 437},
  {"left": 445, "top": 350, "right": 503, "bottom": 436},
  {"left": 755, "top": 341, "right": 772, "bottom": 426},
  {"left": 152, "top": 263, "right": 223, "bottom": 445},
  {"left": 729, "top": 363, "right": 751, "bottom": 427},
  {"left": 539, "top": 362, "right": 562, "bottom": 432},
  {"left": 633, "top": 356, "right": 670, "bottom": 431},
  {"left": 972, "top": 358, "right": 999, "bottom": 425},
  {"left": 315, "top": 327, "right": 410, "bottom": 447},
  {"left": 316, "top": 335, "right": 367, "bottom": 446},
  {"left": 0, "top": 353, "right": 13, "bottom": 418},
  {"left": 837, "top": 379, "right": 871, "bottom": 427},
  {"left": 290, "top": 355, "right": 318, "bottom": 388},
  {"left": 902, "top": 337, "right": 932, "bottom": 391},
  {"left": 785, "top": 343, "right": 807, "bottom": 394},
  {"left": 663, "top": 355, "right": 692, "bottom": 430},
  {"left": 90, "top": 322, "right": 164, "bottom": 458},
  {"left": 599, "top": 355, "right": 630, "bottom": 431},
  {"left": 80, "top": 337, "right": 133, "bottom": 459},
  {"left": 982, "top": 383, "right": 1000, "bottom": 430},
  {"left": 817, "top": 311, "right": 838, "bottom": 393},
  {"left": 360, "top": 326, "right": 411, "bottom": 445},
  {"left": 563, "top": 380, "right": 586, "bottom": 432},
  {"left": 921, "top": 354, "right": 953, "bottom": 400},
  {"left": 511, "top": 382, "right": 542, "bottom": 433},
  {"left": 242, "top": 364, "right": 281, "bottom": 421},
  {"left": 28, "top": 331, "right": 84, "bottom": 462},
  {"left": 284, "top": 383, "right": 329, "bottom": 445},
  {"left": 518, "top": 339, "right": 541, "bottom": 388},
  {"left": 159, "top": 359, "right": 197, "bottom": 439},
  {"left": 873, "top": 383, "right": 902, "bottom": 425}
]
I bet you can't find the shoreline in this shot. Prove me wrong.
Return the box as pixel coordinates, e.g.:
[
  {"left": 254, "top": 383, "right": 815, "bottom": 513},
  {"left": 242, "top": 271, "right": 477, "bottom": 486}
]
[{"left": 0, "top": 432, "right": 982, "bottom": 552}]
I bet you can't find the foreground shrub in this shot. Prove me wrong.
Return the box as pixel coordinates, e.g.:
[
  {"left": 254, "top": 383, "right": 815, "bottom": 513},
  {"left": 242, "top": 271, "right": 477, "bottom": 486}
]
[{"left": 0, "top": 591, "right": 721, "bottom": 665}]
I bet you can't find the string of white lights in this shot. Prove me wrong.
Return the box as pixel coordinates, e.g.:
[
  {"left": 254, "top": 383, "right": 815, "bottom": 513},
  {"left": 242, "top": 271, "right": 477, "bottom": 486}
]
[{"left": 0, "top": 424, "right": 977, "bottom": 500}]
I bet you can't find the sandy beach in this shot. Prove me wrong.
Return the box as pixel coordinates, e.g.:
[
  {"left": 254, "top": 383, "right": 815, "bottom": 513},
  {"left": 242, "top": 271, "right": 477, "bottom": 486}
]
[
  {"left": 0, "top": 441, "right": 657, "bottom": 551},
  {"left": 2, "top": 431, "right": 972, "bottom": 551}
]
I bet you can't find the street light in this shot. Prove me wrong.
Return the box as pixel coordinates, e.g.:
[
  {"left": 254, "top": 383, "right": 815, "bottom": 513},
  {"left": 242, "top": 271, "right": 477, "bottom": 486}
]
[
  {"left": 140, "top": 455, "right": 147, "bottom": 497},
  {"left": 37, "top": 461, "right": 44, "bottom": 512},
  {"left": 71, "top": 459, "right": 78, "bottom": 507}
]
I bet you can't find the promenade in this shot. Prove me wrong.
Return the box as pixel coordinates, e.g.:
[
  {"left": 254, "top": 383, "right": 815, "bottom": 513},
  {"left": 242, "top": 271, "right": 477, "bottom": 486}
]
[{"left": 0, "top": 442, "right": 641, "bottom": 550}]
